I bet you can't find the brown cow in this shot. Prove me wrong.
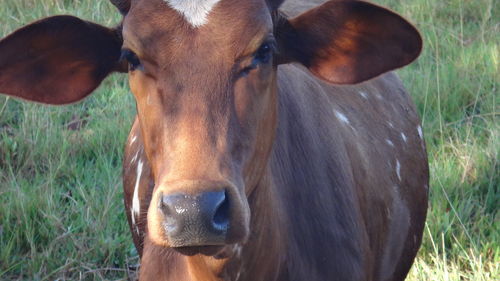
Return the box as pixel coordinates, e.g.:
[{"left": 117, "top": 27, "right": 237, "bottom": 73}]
[{"left": 0, "top": 0, "right": 428, "bottom": 280}]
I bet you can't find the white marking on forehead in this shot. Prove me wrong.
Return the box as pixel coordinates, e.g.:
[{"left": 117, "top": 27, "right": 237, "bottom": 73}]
[
  {"left": 417, "top": 125, "right": 423, "bottom": 140},
  {"left": 395, "top": 160, "right": 401, "bottom": 181},
  {"left": 358, "top": 91, "right": 368, "bottom": 99},
  {"left": 132, "top": 160, "right": 143, "bottom": 225},
  {"left": 165, "top": 0, "right": 221, "bottom": 27},
  {"left": 385, "top": 139, "right": 395, "bottom": 147},
  {"left": 401, "top": 132, "right": 407, "bottom": 143},
  {"left": 335, "top": 111, "right": 350, "bottom": 125}
]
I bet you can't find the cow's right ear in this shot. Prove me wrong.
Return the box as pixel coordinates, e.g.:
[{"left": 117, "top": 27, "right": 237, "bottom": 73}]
[
  {"left": 0, "top": 16, "right": 125, "bottom": 105},
  {"left": 275, "top": 0, "right": 422, "bottom": 84}
]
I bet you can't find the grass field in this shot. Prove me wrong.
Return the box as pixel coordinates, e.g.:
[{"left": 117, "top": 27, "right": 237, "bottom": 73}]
[{"left": 0, "top": 0, "right": 498, "bottom": 280}]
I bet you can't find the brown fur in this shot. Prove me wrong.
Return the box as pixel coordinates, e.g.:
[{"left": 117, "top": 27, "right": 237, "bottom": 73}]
[
  {"left": 123, "top": 68, "right": 428, "bottom": 280},
  {"left": 0, "top": 0, "right": 428, "bottom": 280}
]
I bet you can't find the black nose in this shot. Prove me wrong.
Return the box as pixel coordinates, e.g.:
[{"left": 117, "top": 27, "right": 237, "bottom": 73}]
[{"left": 159, "top": 190, "right": 230, "bottom": 247}]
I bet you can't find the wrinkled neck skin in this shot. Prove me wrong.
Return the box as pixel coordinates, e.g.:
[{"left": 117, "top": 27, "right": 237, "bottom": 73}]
[{"left": 139, "top": 167, "right": 285, "bottom": 281}]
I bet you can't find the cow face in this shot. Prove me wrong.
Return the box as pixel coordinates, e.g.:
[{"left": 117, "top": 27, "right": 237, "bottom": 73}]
[
  {"left": 121, "top": 0, "right": 277, "bottom": 250},
  {"left": 0, "top": 0, "right": 421, "bottom": 255}
]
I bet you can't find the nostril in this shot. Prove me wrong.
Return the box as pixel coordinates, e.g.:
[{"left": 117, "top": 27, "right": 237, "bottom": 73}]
[
  {"left": 158, "top": 190, "right": 230, "bottom": 244},
  {"left": 213, "top": 192, "right": 230, "bottom": 231},
  {"left": 159, "top": 193, "right": 171, "bottom": 216},
  {"left": 159, "top": 193, "right": 184, "bottom": 234}
]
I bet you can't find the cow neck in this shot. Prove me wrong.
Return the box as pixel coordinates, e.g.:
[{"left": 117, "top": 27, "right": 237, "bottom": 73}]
[{"left": 231, "top": 166, "right": 286, "bottom": 280}]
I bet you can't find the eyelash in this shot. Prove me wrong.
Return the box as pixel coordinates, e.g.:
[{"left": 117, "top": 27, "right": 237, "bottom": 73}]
[
  {"left": 120, "top": 49, "right": 142, "bottom": 71},
  {"left": 240, "top": 41, "right": 275, "bottom": 76}
]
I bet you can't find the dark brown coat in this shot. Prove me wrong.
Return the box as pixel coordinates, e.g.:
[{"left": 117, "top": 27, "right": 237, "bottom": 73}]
[{"left": 0, "top": 0, "right": 428, "bottom": 280}]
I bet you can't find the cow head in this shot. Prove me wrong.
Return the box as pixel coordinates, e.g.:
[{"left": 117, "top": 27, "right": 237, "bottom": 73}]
[{"left": 0, "top": 0, "right": 421, "bottom": 255}]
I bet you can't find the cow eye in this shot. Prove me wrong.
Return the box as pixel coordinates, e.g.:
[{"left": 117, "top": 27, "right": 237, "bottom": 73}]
[
  {"left": 238, "top": 41, "right": 275, "bottom": 77},
  {"left": 121, "top": 49, "right": 142, "bottom": 71},
  {"left": 254, "top": 42, "right": 273, "bottom": 64}
]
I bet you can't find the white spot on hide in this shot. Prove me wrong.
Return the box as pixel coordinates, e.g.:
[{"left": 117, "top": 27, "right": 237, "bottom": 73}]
[
  {"left": 130, "top": 135, "right": 137, "bottom": 144},
  {"left": 359, "top": 91, "right": 368, "bottom": 99},
  {"left": 131, "top": 151, "right": 139, "bottom": 163},
  {"left": 131, "top": 160, "right": 143, "bottom": 230},
  {"left": 232, "top": 244, "right": 243, "bottom": 280},
  {"left": 387, "top": 122, "right": 394, "bottom": 128},
  {"left": 233, "top": 244, "right": 242, "bottom": 258},
  {"left": 130, "top": 207, "right": 135, "bottom": 225},
  {"left": 385, "top": 139, "right": 395, "bottom": 147},
  {"left": 417, "top": 125, "right": 423, "bottom": 140},
  {"left": 164, "top": 0, "right": 221, "bottom": 27},
  {"left": 375, "top": 93, "right": 383, "bottom": 100},
  {"left": 401, "top": 132, "right": 407, "bottom": 143},
  {"left": 335, "top": 111, "right": 350, "bottom": 125},
  {"left": 396, "top": 160, "right": 401, "bottom": 181}
]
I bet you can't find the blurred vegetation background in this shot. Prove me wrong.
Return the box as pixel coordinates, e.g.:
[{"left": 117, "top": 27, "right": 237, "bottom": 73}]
[{"left": 0, "top": 0, "right": 498, "bottom": 280}]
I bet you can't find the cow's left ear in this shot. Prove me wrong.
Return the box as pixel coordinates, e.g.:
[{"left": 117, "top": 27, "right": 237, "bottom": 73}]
[
  {"left": 275, "top": 0, "right": 422, "bottom": 84},
  {"left": 0, "top": 16, "right": 125, "bottom": 105}
]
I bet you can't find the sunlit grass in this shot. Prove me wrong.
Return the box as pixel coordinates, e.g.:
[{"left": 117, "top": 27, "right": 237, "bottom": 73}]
[
  {"left": 1, "top": 0, "right": 498, "bottom": 280},
  {"left": 378, "top": 0, "right": 499, "bottom": 279}
]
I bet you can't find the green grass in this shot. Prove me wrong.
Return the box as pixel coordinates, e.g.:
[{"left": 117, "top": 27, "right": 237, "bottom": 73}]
[{"left": 0, "top": 0, "right": 498, "bottom": 280}]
